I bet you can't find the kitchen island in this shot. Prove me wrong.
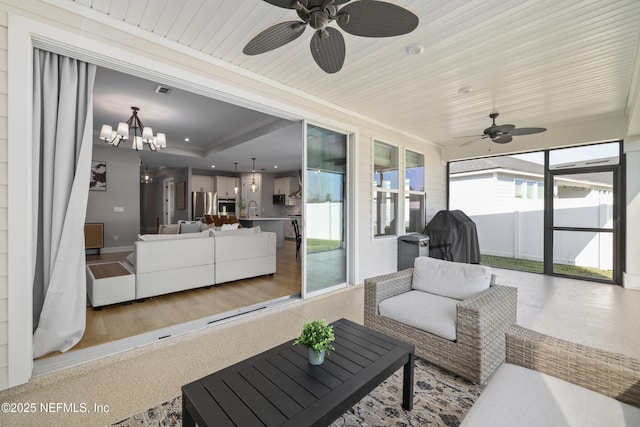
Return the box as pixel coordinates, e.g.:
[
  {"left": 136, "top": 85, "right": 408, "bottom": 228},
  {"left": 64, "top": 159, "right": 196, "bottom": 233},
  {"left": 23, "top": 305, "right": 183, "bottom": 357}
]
[{"left": 239, "top": 217, "right": 289, "bottom": 248}]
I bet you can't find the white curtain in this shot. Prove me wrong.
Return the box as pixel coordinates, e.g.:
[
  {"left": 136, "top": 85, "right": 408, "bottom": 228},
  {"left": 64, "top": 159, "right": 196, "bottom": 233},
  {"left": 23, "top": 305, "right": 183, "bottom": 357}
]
[{"left": 32, "top": 49, "right": 97, "bottom": 358}]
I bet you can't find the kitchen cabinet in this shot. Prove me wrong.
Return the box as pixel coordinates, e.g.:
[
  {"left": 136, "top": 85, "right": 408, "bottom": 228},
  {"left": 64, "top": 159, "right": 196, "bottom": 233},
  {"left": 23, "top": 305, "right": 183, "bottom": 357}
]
[
  {"left": 191, "top": 175, "right": 215, "bottom": 193},
  {"left": 274, "top": 177, "right": 298, "bottom": 205},
  {"left": 216, "top": 176, "right": 239, "bottom": 198}
]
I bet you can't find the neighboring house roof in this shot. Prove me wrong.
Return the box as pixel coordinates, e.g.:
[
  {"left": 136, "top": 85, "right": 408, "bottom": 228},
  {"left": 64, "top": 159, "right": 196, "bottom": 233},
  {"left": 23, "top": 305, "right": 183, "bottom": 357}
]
[
  {"left": 450, "top": 156, "right": 613, "bottom": 186},
  {"left": 450, "top": 156, "right": 544, "bottom": 175}
]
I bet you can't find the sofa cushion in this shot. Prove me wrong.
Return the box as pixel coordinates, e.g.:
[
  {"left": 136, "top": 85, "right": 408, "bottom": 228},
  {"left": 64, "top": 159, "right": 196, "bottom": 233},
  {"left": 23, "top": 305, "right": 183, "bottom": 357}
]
[
  {"left": 138, "top": 230, "right": 210, "bottom": 241},
  {"left": 214, "top": 231, "right": 275, "bottom": 263},
  {"left": 378, "top": 290, "right": 458, "bottom": 341},
  {"left": 412, "top": 256, "right": 491, "bottom": 300},
  {"left": 461, "top": 363, "right": 640, "bottom": 426},
  {"left": 211, "top": 226, "right": 260, "bottom": 236}
]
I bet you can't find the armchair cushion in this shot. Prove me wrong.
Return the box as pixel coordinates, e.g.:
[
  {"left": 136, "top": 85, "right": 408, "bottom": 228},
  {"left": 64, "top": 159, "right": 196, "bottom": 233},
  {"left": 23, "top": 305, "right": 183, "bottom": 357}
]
[
  {"left": 379, "top": 290, "right": 458, "bottom": 341},
  {"left": 412, "top": 256, "right": 492, "bottom": 300}
]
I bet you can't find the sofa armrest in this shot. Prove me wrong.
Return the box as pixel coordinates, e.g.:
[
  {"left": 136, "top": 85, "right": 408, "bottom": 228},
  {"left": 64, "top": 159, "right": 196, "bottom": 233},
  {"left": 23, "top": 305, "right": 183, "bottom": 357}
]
[
  {"left": 364, "top": 268, "right": 413, "bottom": 305},
  {"left": 506, "top": 324, "right": 640, "bottom": 408},
  {"left": 456, "top": 285, "right": 518, "bottom": 349}
]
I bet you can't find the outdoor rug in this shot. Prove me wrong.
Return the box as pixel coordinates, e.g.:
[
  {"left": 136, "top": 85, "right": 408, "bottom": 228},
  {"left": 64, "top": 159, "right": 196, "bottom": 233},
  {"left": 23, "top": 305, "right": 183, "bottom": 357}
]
[{"left": 110, "top": 357, "right": 484, "bottom": 427}]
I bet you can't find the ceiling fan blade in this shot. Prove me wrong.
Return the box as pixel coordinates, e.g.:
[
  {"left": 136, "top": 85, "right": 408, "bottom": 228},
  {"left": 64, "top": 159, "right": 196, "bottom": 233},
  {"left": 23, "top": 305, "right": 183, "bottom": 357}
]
[
  {"left": 455, "top": 134, "right": 483, "bottom": 139},
  {"left": 263, "top": 0, "right": 307, "bottom": 9},
  {"left": 492, "top": 135, "right": 513, "bottom": 144},
  {"left": 509, "top": 127, "right": 547, "bottom": 136},
  {"left": 333, "top": 0, "right": 352, "bottom": 4},
  {"left": 337, "top": 0, "right": 419, "bottom": 37},
  {"left": 459, "top": 136, "right": 487, "bottom": 147},
  {"left": 243, "top": 21, "right": 307, "bottom": 55},
  {"left": 310, "top": 27, "right": 345, "bottom": 73}
]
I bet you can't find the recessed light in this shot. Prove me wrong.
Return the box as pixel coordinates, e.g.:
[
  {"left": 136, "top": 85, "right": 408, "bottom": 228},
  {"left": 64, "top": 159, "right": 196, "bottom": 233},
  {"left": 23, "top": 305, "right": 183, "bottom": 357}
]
[
  {"left": 210, "top": 165, "right": 215, "bottom": 168},
  {"left": 185, "top": 138, "right": 190, "bottom": 142},
  {"left": 274, "top": 165, "right": 278, "bottom": 169},
  {"left": 406, "top": 43, "right": 424, "bottom": 56},
  {"left": 458, "top": 87, "right": 473, "bottom": 94}
]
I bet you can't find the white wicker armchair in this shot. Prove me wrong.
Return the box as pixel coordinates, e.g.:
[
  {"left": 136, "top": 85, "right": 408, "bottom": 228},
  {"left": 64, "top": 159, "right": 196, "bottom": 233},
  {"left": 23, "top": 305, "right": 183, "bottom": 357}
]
[{"left": 364, "top": 267, "right": 517, "bottom": 384}]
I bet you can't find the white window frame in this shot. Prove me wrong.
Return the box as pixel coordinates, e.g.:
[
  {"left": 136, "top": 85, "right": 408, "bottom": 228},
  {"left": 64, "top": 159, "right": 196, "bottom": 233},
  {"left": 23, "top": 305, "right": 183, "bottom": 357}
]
[
  {"left": 404, "top": 148, "right": 426, "bottom": 233},
  {"left": 372, "top": 139, "right": 400, "bottom": 239}
]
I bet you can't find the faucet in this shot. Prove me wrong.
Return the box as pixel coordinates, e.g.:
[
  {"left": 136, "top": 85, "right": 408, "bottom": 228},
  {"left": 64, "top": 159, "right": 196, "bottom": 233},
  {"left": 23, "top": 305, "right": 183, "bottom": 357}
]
[{"left": 248, "top": 200, "right": 258, "bottom": 216}]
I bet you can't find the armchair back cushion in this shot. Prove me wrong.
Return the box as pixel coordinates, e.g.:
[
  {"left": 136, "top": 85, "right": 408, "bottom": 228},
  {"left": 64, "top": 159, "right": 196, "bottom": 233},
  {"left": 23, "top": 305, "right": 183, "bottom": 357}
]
[{"left": 412, "top": 256, "right": 492, "bottom": 300}]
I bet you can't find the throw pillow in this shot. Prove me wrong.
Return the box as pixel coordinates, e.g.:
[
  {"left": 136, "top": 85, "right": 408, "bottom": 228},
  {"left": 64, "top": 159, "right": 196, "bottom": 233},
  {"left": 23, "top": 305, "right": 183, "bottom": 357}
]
[
  {"left": 180, "top": 222, "right": 202, "bottom": 234},
  {"left": 159, "top": 224, "right": 179, "bottom": 234},
  {"left": 411, "top": 256, "right": 492, "bottom": 300},
  {"left": 220, "top": 223, "right": 240, "bottom": 231},
  {"left": 138, "top": 230, "right": 210, "bottom": 241}
]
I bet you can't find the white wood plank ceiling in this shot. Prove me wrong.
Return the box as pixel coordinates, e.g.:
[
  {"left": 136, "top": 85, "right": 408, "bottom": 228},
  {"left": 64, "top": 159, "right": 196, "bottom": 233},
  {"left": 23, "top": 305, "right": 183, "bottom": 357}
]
[{"left": 52, "top": 0, "right": 640, "bottom": 146}]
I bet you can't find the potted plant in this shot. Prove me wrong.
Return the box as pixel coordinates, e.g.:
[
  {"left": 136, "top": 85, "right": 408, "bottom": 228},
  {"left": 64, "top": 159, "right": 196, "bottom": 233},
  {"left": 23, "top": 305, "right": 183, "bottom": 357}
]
[
  {"left": 237, "top": 198, "right": 246, "bottom": 217},
  {"left": 294, "top": 319, "right": 335, "bottom": 365}
]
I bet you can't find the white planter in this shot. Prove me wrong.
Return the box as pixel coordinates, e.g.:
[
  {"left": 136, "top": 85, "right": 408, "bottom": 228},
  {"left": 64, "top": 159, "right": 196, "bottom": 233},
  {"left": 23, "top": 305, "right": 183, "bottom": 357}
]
[{"left": 308, "top": 348, "right": 326, "bottom": 365}]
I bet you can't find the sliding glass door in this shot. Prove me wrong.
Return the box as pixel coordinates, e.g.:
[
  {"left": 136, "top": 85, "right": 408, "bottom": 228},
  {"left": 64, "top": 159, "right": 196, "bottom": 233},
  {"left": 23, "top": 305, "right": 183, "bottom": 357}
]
[{"left": 304, "top": 124, "right": 347, "bottom": 295}]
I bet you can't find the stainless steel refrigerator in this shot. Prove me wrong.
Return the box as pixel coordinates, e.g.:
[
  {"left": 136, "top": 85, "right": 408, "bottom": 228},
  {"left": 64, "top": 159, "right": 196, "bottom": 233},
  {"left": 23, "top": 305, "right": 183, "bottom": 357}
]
[{"left": 192, "top": 191, "right": 217, "bottom": 220}]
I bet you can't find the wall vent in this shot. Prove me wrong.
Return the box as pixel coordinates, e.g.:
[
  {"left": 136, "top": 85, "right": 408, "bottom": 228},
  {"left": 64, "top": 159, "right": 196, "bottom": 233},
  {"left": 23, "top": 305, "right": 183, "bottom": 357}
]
[{"left": 154, "top": 85, "right": 172, "bottom": 95}]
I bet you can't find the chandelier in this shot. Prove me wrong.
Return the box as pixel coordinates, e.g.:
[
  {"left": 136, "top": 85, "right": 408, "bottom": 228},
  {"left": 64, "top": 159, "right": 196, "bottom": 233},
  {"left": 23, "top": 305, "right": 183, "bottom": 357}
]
[{"left": 99, "top": 106, "right": 166, "bottom": 151}]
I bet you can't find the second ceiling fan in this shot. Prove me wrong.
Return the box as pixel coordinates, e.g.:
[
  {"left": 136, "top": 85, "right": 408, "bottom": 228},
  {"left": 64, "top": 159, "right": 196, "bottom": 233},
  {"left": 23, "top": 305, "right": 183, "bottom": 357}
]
[
  {"left": 460, "top": 113, "right": 547, "bottom": 146},
  {"left": 243, "top": 0, "right": 419, "bottom": 74}
]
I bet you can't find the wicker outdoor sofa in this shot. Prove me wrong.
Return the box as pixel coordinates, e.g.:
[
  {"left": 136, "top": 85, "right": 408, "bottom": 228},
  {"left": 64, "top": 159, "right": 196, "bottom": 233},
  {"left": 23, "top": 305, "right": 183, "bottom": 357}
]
[
  {"left": 364, "top": 265, "right": 517, "bottom": 384},
  {"left": 461, "top": 325, "right": 640, "bottom": 425}
]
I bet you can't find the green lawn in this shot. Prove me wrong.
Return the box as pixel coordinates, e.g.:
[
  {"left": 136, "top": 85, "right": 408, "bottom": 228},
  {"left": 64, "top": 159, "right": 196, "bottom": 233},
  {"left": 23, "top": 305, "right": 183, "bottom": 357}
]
[
  {"left": 480, "top": 254, "right": 612, "bottom": 280},
  {"left": 307, "top": 239, "right": 342, "bottom": 254}
]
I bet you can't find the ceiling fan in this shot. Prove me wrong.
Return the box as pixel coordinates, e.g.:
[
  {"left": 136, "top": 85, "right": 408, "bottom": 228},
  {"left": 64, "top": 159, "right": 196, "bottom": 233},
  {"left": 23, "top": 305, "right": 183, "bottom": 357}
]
[
  {"left": 459, "top": 113, "right": 547, "bottom": 146},
  {"left": 243, "top": 0, "right": 419, "bottom": 74}
]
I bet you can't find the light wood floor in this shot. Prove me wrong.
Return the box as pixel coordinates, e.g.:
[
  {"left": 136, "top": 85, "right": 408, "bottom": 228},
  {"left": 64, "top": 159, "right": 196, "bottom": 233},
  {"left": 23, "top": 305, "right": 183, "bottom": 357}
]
[{"left": 43, "top": 240, "right": 301, "bottom": 358}]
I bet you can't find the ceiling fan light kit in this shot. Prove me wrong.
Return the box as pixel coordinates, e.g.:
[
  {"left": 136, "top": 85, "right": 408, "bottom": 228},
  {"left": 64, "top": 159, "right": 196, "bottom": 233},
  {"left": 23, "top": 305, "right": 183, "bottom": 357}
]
[
  {"left": 459, "top": 112, "right": 547, "bottom": 147},
  {"left": 244, "top": 0, "right": 419, "bottom": 73}
]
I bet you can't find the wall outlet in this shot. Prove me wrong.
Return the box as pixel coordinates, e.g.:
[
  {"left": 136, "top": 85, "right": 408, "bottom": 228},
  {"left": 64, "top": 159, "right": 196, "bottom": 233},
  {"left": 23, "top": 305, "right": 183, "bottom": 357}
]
[{"left": 113, "top": 235, "right": 118, "bottom": 241}]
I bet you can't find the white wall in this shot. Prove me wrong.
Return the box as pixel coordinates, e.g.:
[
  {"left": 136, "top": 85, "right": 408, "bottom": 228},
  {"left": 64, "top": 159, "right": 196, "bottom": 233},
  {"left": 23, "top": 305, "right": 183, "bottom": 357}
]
[
  {"left": 0, "top": 9, "right": 8, "bottom": 390},
  {"left": 625, "top": 138, "right": 640, "bottom": 289}
]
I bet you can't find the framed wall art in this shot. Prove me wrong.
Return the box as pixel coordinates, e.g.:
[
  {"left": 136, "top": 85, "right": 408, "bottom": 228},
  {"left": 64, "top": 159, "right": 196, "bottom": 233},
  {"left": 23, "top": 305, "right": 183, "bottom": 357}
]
[{"left": 90, "top": 160, "right": 106, "bottom": 191}]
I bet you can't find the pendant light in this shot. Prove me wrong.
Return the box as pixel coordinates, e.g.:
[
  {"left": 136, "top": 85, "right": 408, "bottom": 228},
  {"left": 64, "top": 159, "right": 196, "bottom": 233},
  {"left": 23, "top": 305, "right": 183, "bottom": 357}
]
[
  {"left": 233, "top": 162, "right": 239, "bottom": 194},
  {"left": 140, "top": 164, "right": 153, "bottom": 184},
  {"left": 250, "top": 157, "right": 258, "bottom": 192}
]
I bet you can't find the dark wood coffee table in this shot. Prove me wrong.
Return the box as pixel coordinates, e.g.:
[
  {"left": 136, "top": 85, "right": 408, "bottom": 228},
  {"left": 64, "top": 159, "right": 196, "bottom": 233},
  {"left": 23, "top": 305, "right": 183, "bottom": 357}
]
[{"left": 182, "top": 318, "right": 415, "bottom": 427}]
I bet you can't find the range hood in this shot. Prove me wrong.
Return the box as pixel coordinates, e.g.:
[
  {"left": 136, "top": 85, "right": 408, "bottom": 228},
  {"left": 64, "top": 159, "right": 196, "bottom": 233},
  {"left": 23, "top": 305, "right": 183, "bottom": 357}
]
[{"left": 289, "top": 170, "right": 302, "bottom": 198}]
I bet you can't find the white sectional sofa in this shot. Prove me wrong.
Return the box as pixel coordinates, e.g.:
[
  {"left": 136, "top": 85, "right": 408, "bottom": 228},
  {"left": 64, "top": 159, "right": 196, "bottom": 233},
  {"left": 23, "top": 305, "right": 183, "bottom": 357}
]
[
  {"left": 212, "top": 229, "right": 276, "bottom": 284},
  {"left": 129, "top": 227, "right": 276, "bottom": 300},
  {"left": 134, "top": 231, "right": 216, "bottom": 299}
]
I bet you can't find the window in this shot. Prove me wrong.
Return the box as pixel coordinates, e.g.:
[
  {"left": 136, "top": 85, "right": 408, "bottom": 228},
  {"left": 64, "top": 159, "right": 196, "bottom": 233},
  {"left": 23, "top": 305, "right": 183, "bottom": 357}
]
[
  {"left": 373, "top": 140, "right": 399, "bottom": 237},
  {"left": 405, "top": 149, "right": 425, "bottom": 233},
  {"left": 515, "top": 179, "right": 525, "bottom": 198}
]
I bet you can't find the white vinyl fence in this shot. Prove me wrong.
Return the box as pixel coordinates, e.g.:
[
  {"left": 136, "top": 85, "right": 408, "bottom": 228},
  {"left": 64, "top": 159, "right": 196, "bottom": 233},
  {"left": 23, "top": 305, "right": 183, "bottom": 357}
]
[
  {"left": 457, "top": 197, "right": 613, "bottom": 270},
  {"left": 306, "top": 202, "right": 343, "bottom": 241}
]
